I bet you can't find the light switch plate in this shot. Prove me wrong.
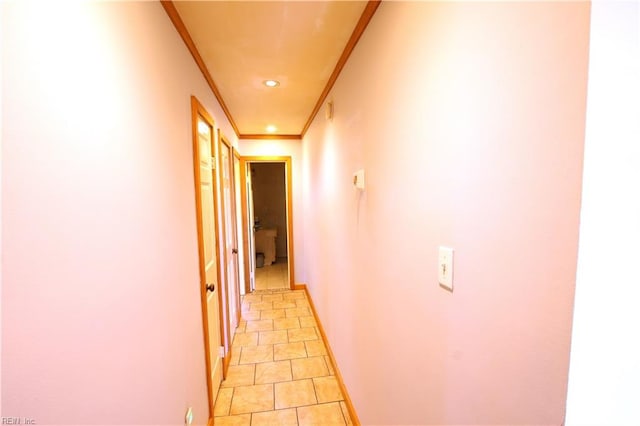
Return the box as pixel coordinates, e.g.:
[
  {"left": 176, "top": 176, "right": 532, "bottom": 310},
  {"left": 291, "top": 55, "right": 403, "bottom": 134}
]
[
  {"left": 353, "top": 169, "right": 365, "bottom": 190},
  {"left": 438, "top": 246, "right": 454, "bottom": 291},
  {"left": 185, "top": 407, "right": 193, "bottom": 426}
]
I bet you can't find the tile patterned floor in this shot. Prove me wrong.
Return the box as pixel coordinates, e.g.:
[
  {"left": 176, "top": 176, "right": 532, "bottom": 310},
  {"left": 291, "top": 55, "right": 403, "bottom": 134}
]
[
  {"left": 255, "top": 257, "right": 289, "bottom": 290},
  {"left": 214, "top": 289, "right": 353, "bottom": 426}
]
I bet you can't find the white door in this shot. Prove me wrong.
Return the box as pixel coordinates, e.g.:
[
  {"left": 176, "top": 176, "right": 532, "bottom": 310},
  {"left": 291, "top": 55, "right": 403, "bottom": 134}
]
[
  {"left": 246, "top": 165, "right": 256, "bottom": 292},
  {"left": 219, "top": 139, "right": 240, "bottom": 331},
  {"left": 198, "top": 116, "right": 223, "bottom": 407}
]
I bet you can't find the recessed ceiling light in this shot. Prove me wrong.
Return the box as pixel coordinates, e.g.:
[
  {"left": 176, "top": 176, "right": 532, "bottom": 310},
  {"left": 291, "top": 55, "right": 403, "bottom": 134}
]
[
  {"left": 263, "top": 80, "right": 280, "bottom": 88},
  {"left": 266, "top": 125, "right": 277, "bottom": 133}
]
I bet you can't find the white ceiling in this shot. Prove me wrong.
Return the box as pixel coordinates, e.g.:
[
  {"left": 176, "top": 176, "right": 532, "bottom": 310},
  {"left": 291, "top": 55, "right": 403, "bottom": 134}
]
[{"left": 170, "top": 1, "right": 372, "bottom": 137}]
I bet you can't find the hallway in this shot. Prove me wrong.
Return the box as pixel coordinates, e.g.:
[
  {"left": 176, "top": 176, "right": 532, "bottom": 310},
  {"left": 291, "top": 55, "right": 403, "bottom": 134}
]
[
  {"left": 4, "top": 1, "right": 639, "bottom": 425},
  {"left": 213, "top": 289, "right": 352, "bottom": 425}
]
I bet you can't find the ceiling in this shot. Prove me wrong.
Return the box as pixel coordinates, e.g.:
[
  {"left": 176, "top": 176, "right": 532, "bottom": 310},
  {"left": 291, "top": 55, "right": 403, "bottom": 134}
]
[{"left": 164, "top": 1, "right": 378, "bottom": 138}]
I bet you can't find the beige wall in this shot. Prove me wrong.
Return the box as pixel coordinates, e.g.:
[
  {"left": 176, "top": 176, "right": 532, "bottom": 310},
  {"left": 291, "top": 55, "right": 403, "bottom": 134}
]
[
  {"left": 252, "top": 163, "right": 288, "bottom": 258},
  {"left": 2, "top": 2, "right": 237, "bottom": 424},
  {"left": 302, "top": 1, "right": 590, "bottom": 424}
]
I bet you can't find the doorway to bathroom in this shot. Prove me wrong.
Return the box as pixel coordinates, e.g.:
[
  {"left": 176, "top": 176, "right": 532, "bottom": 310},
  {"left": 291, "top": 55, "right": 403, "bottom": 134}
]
[{"left": 240, "top": 156, "right": 295, "bottom": 292}]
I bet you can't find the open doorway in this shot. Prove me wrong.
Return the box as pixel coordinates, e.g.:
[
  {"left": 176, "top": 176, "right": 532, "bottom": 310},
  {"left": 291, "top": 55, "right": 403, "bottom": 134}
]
[
  {"left": 252, "top": 162, "right": 288, "bottom": 289},
  {"left": 240, "top": 156, "right": 295, "bottom": 292}
]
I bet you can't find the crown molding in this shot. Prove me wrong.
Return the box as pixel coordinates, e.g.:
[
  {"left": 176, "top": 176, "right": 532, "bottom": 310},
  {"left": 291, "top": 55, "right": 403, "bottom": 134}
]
[
  {"left": 161, "top": 1, "right": 240, "bottom": 137},
  {"left": 239, "top": 134, "right": 302, "bottom": 141},
  {"left": 300, "top": 0, "right": 381, "bottom": 137},
  {"left": 162, "top": 0, "right": 381, "bottom": 140}
]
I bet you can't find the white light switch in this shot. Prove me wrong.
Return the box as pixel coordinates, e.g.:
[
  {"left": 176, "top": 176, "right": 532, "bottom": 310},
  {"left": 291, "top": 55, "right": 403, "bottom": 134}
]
[
  {"left": 438, "top": 246, "right": 454, "bottom": 291},
  {"left": 353, "top": 169, "right": 365, "bottom": 190},
  {"left": 185, "top": 407, "right": 193, "bottom": 425}
]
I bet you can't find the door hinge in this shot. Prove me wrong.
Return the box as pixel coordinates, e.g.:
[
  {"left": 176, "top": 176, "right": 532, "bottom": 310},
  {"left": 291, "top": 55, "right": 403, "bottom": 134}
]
[{"left": 219, "top": 346, "right": 225, "bottom": 358}]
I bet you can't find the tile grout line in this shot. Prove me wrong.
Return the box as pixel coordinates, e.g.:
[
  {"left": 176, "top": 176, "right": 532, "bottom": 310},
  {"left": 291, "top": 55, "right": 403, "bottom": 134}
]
[
  {"left": 252, "top": 354, "right": 257, "bottom": 386},
  {"left": 320, "top": 354, "right": 330, "bottom": 377},
  {"left": 338, "top": 399, "right": 349, "bottom": 425},
  {"left": 272, "top": 381, "right": 276, "bottom": 414},
  {"left": 288, "top": 358, "right": 294, "bottom": 392},
  {"left": 310, "top": 373, "right": 319, "bottom": 406},
  {"left": 295, "top": 400, "right": 345, "bottom": 409},
  {"left": 225, "top": 387, "right": 235, "bottom": 418}
]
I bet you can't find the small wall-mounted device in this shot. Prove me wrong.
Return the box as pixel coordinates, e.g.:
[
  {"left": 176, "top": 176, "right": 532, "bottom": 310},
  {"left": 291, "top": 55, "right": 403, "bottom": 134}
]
[
  {"left": 184, "top": 407, "right": 193, "bottom": 425},
  {"left": 325, "top": 100, "right": 334, "bottom": 121},
  {"left": 353, "top": 169, "right": 365, "bottom": 190},
  {"left": 438, "top": 246, "right": 454, "bottom": 291}
]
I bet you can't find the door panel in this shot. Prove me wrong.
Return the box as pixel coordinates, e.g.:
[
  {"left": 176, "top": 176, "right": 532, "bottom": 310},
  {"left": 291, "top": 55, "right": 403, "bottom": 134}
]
[
  {"left": 199, "top": 128, "right": 223, "bottom": 397},
  {"left": 200, "top": 140, "right": 216, "bottom": 284},
  {"left": 191, "top": 98, "right": 224, "bottom": 419}
]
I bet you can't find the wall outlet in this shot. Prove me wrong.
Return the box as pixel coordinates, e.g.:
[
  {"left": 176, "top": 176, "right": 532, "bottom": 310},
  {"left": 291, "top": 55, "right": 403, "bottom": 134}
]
[
  {"left": 438, "top": 246, "right": 454, "bottom": 291},
  {"left": 185, "top": 407, "right": 193, "bottom": 425}
]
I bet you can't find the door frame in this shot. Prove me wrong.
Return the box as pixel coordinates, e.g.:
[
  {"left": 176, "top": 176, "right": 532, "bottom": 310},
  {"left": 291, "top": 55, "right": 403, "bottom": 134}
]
[
  {"left": 190, "top": 96, "right": 226, "bottom": 418},
  {"left": 239, "top": 156, "right": 295, "bottom": 292},
  {"left": 212, "top": 130, "right": 232, "bottom": 374},
  {"left": 232, "top": 148, "right": 246, "bottom": 301},
  {"left": 218, "top": 131, "right": 242, "bottom": 329}
]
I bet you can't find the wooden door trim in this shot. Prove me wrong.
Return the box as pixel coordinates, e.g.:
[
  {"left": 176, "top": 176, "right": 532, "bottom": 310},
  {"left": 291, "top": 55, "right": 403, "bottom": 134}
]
[
  {"left": 212, "top": 129, "right": 232, "bottom": 376},
  {"left": 190, "top": 95, "right": 224, "bottom": 419},
  {"left": 231, "top": 147, "right": 243, "bottom": 325},
  {"left": 162, "top": 1, "right": 240, "bottom": 137},
  {"left": 300, "top": 0, "right": 381, "bottom": 136},
  {"left": 162, "top": 0, "right": 380, "bottom": 140},
  {"left": 239, "top": 156, "right": 295, "bottom": 291},
  {"left": 239, "top": 160, "right": 251, "bottom": 294},
  {"left": 219, "top": 132, "right": 243, "bottom": 328}
]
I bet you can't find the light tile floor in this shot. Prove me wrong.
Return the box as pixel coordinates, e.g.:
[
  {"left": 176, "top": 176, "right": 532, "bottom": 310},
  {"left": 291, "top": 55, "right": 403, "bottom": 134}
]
[
  {"left": 214, "top": 289, "right": 352, "bottom": 426},
  {"left": 255, "top": 257, "right": 289, "bottom": 290}
]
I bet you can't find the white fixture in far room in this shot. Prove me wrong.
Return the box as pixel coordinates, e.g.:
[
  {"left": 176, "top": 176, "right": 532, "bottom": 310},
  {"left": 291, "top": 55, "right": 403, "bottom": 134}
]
[
  {"left": 353, "top": 169, "right": 365, "bottom": 190},
  {"left": 438, "top": 246, "right": 454, "bottom": 291}
]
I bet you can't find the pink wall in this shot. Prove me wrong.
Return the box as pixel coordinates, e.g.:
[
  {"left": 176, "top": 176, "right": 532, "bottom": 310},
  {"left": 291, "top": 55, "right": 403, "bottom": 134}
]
[
  {"left": 302, "top": 2, "right": 590, "bottom": 424},
  {"left": 239, "top": 139, "right": 304, "bottom": 283},
  {"left": 2, "top": 2, "right": 236, "bottom": 424}
]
